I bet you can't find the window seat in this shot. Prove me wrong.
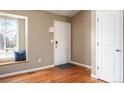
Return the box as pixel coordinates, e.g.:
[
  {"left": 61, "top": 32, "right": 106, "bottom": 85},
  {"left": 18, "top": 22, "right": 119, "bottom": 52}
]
[{"left": 0, "top": 61, "right": 29, "bottom": 66}]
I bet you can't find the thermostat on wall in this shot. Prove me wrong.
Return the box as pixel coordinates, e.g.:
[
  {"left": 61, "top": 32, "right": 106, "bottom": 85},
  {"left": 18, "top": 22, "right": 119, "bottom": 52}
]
[{"left": 49, "top": 27, "right": 54, "bottom": 33}]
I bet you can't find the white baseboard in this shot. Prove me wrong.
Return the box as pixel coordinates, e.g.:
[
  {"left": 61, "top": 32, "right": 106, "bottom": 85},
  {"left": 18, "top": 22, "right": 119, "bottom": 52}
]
[
  {"left": 70, "top": 61, "right": 91, "bottom": 69},
  {"left": 91, "top": 74, "right": 97, "bottom": 79},
  {"left": 0, "top": 65, "right": 55, "bottom": 78}
]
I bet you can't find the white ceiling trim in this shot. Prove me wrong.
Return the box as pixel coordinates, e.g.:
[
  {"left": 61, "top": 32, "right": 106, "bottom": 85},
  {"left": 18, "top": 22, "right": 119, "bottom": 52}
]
[{"left": 44, "top": 10, "right": 80, "bottom": 17}]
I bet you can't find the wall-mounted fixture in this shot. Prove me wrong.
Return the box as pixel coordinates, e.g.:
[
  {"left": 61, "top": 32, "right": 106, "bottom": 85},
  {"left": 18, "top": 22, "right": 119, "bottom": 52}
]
[{"left": 49, "top": 27, "right": 54, "bottom": 33}]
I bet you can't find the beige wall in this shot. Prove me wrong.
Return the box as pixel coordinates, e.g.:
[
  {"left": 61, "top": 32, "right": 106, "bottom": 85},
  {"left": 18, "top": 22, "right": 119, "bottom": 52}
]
[
  {"left": 0, "top": 10, "right": 69, "bottom": 75},
  {"left": 71, "top": 10, "right": 91, "bottom": 66},
  {"left": 18, "top": 19, "right": 26, "bottom": 51}
]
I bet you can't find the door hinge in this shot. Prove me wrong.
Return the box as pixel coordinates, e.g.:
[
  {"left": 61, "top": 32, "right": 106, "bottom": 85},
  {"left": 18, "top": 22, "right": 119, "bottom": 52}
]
[
  {"left": 97, "top": 18, "right": 99, "bottom": 22},
  {"left": 97, "top": 66, "right": 99, "bottom": 70}
]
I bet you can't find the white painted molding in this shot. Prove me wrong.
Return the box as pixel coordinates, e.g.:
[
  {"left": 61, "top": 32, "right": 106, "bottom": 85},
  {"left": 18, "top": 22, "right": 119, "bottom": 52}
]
[
  {"left": 0, "top": 65, "right": 55, "bottom": 78},
  {"left": 0, "top": 12, "right": 28, "bottom": 19},
  {"left": 70, "top": 61, "right": 91, "bottom": 69},
  {"left": 120, "top": 10, "right": 123, "bottom": 83},
  {"left": 91, "top": 74, "right": 97, "bottom": 79}
]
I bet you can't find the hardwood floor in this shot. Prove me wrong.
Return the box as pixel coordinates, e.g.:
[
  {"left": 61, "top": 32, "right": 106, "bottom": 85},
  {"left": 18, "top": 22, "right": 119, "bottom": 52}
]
[{"left": 0, "top": 64, "right": 106, "bottom": 83}]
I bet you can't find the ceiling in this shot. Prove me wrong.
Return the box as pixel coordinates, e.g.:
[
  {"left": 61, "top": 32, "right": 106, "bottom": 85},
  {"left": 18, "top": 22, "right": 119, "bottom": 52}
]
[{"left": 44, "top": 10, "right": 80, "bottom": 17}]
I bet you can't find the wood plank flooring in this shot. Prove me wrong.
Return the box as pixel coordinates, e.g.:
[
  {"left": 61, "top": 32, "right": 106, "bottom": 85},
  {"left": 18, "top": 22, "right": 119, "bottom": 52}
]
[{"left": 0, "top": 64, "right": 106, "bottom": 83}]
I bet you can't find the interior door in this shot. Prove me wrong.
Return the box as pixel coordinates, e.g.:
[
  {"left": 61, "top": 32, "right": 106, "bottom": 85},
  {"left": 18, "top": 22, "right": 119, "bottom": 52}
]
[
  {"left": 96, "top": 11, "right": 122, "bottom": 82},
  {"left": 54, "top": 20, "right": 71, "bottom": 65}
]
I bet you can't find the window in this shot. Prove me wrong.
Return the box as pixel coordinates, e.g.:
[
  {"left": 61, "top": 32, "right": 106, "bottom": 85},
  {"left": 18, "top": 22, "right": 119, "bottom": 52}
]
[
  {"left": 0, "top": 12, "right": 28, "bottom": 64},
  {"left": 0, "top": 18, "right": 18, "bottom": 61}
]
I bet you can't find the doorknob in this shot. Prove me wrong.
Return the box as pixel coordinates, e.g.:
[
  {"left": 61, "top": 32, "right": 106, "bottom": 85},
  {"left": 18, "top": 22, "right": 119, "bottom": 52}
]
[
  {"left": 55, "top": 41, "right": 58, "bottom": 44},
  {"left": 114, "top": 49, "right": 120, "bottom": 52},
  {"left": 55, "top": 41, "right": 58, "bottom": 48}
]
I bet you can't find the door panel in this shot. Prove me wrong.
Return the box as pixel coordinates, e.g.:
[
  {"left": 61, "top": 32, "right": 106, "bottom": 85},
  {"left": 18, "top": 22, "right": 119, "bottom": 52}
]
[
  {"left": 54, "top": 21, "right": 71, "bottom": 65},
  {"left": 101, "top": 15, "right": 115, "bottom": 45},
  {"left": 101, "top": 53, "right": 115, "bottom": 75},
  {"left": 97, "top": 11, "right": 122, "bottom": 82}
]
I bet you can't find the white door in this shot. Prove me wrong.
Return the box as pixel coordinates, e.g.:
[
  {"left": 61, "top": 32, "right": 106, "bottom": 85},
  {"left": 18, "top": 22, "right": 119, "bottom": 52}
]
[
  {"left": 54, "top": 20, "right": 71, "bottom": 65},
  {"left": 96, "top": 11, "right": 123, "bottom": 82}
]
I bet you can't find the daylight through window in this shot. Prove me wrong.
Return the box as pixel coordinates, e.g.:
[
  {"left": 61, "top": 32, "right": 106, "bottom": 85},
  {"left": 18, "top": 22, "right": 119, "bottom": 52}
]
[{"left": 0, "top": 18, "right": 18, "bottom": 60}]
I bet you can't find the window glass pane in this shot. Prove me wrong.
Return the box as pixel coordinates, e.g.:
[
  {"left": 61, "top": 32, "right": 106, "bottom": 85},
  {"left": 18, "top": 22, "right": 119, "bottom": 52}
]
[
  {"left": 0, "top": 18, "right": 18, "bottom": 59},
  {"left": 0, "top": 18, "right": 5, "bottom": 57},
  {"left": 5, "top": 19, "right": 18, "bottom": 56}
]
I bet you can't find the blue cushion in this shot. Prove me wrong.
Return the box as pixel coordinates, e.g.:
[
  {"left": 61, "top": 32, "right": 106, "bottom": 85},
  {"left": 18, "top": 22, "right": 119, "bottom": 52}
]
[{"left": 14, "top": 50, "right": 26, "bottom": 61}]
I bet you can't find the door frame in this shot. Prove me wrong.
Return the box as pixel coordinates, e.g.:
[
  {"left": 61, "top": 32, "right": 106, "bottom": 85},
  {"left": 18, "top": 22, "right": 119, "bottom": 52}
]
[
  {"left": 53, "top": 20, "right": 71, "bottom": 66},
  {"left": 95, "top": 10, "right": 123, "bottom": 82}
]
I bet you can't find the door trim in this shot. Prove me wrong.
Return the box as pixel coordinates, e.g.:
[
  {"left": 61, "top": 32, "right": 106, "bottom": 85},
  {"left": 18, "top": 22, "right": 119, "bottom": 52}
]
[
  {"left": 120, "top": 11, "right": 123, "bottom": 82},
  {"left": 95, "top": 10, "right": 123, "bottom": 82}
]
